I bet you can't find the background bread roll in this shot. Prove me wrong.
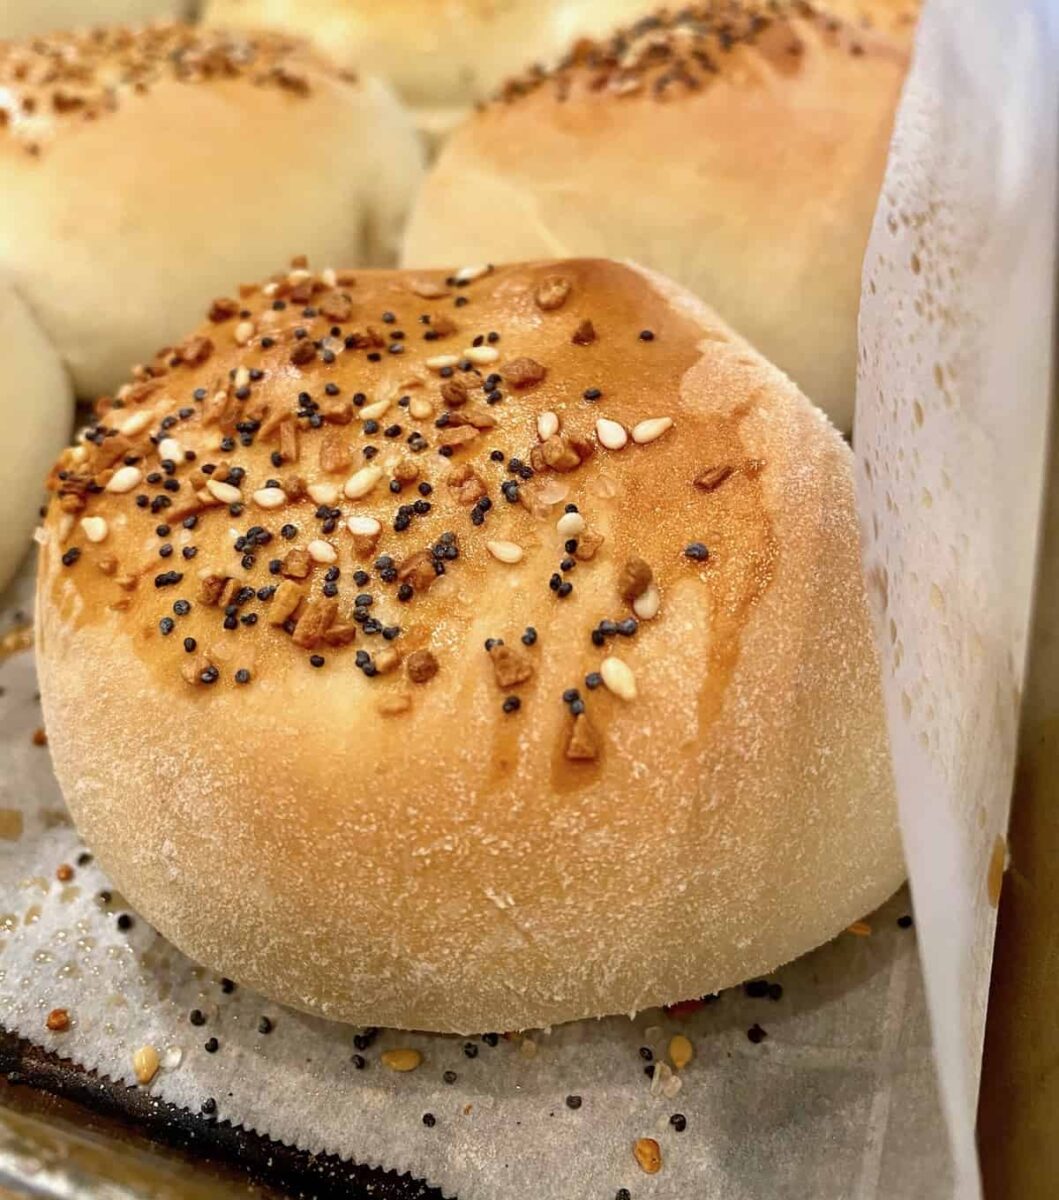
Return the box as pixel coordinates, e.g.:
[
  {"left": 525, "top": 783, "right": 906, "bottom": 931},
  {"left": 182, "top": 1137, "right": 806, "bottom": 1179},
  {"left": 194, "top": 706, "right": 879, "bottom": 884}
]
[
  {"left": 202, "top": 0, "right": 653, "bottom": 135},
  {"left": 0, "top": 24, "right": 422, "bottom": 400},
  {"left": 402, "top": 2, "right": 913, "bottom": 429},
  {"left": 0, "top": 279, "right": 71, "bottom": 593},
  {"left": 37, "top": 258, "right": 902, "bottom": 1033},
  {"left": 0, "top": 0, "right": 190, "bottom": 39}
]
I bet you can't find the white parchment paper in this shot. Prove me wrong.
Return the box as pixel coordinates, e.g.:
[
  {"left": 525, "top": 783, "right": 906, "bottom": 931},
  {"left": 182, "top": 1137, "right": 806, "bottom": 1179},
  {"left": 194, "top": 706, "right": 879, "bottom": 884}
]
[
  {"left": 855, "top": 0, "right": 1058, "bottom": 1195},
  {"left": 0, "top": 1, "right": 1055, "bottom": 1195}
]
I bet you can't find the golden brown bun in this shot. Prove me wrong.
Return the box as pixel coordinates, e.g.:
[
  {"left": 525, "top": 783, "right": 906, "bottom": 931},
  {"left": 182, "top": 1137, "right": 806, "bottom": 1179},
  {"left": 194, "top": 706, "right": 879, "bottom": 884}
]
[
  {"left": 0, "top": 278, "right": 72, "bottom": 592},
  {"left": 0, "top": 1, "right": 190, "bottom": 39},
  {"left": 36, "top": 258, "right": 902, "bottom": 1033},
  {"left": 0, "top": 24, "right": 422, "bottom": 400},
  {"left": 402, "top": 2, "right": 914, "bottom": 429},
  {"left": 202, "top": 0, "right": 653, "bottom": 128}
]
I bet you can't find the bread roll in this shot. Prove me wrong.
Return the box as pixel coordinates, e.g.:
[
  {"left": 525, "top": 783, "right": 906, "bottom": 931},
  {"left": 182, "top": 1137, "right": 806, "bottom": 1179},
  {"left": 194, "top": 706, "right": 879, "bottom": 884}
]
[
  {"left": 0, "top": 279, "right": 72, "bottom": 593},
  {"left": 0, "top": 24, "right": 422, "bottom": 400},
  {"left": 36, "top": 257, "right": 902, "bottom": 1033},
  {"left": 402, "top": 2, "right": 914, "bottom": 430},
  {"left": 0, "top": 1, "right": 189, "bottom": 39},
  {"left": 202, "top": 0, "right": 653, "bottom": 136}
]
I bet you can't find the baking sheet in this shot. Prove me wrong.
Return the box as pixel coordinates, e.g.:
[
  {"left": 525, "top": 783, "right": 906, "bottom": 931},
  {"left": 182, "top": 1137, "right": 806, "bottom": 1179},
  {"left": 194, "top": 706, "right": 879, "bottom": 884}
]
[{"left": 0, "top": 0, "right": 1056, "bottom": 1195}]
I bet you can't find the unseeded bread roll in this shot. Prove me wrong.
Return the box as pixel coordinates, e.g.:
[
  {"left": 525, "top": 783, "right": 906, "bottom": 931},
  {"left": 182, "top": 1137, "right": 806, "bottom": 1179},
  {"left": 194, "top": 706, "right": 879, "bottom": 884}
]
[
  {"left": 0, "top": 279, "right": 72, "bottom": 593},
  {"left": 402, "top": 2, "right": 914, "bottom": 429},
  {"left": 0, "top": 1, "right": 189, "bottom": 39},
  {"left": 37, "top": 258, "right": 903, "bottom": 1033},
  {"left": 202, "top": 0, "right": 653, "bottom": 137},
  {"left": 0, "top": 24, "right": 422, "bottom": 400}
]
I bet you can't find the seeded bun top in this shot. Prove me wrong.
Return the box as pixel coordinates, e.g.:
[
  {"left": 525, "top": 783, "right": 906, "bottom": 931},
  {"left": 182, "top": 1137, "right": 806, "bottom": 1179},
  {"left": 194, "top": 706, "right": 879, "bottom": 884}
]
[
  {"left": 0, "top": 0, "right": 189, "bottom": 40},
  {"left": 402, "top": 1, "right": 912, "bottom": 429},
  {"left": 36, "top": 258, "right": 902, "bottom": 1033},
  {"left": 0, "top": 24, "right": 422, "bottom": 399}
]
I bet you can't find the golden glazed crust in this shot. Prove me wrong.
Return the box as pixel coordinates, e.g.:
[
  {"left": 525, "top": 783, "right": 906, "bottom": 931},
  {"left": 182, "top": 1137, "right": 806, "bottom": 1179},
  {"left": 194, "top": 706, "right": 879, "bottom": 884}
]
[
  {"left": 402, "top": 1, "right": 913, "bottom": 430},
  {"left": 36, "top": 258, "right": 902, "bottom": 1033},
  {"left": 0, "top": 24, "right": 422, "bottom": 398}
]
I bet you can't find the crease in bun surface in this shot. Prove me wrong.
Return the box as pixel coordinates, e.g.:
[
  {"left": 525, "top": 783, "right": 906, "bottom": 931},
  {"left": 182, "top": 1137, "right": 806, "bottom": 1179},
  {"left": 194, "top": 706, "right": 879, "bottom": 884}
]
[
  {"left": 402, "top": 0, "right": 915, "bottom": 430},
  {"left": 36, "top": 257, "right": 903, "bottom": 1033},
  {"left": 0, "top": 23, "right": 422, "bottom": 399}
]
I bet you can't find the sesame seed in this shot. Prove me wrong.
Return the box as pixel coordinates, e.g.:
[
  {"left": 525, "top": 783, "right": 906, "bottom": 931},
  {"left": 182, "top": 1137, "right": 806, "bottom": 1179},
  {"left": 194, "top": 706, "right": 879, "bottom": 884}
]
[
  {"left": 119, "top": 411, "right": 152, "bottom": 436},
  {"left": 556, "top": 511, "right": 585, "bottom": 537},
  {"left": 359, "top": 397, "right": 392, "bottom": 421},
  {"left": 308, "top": 482, "right": 340, "bottom": 506},
  {"left": 596, "top": 418, "right": 628, "bottom": 450},
  {"left": 454, "top": 264, "right": 491, "bottom": 283},
  {"left": 347, "top": 515, "right": 382, "bottom": 538},
  {"left": 252, "top": 486, "right": 287, "bottom": 509},
  {"left": 600, "top": 656, "right": 637, "bottom": 701},
  {"left": 632, "top": 416, "right": 674, "bottom": 445},
  {"left": 425, "top": 354, "right": 460, "bottom": 371},
  {"left": 80, "top": 516, "right": 108, "bottom": 543},
  {"left": 486, "top": 540, "right": 524, "bottom": 564},
  {"left": 344, "top": 466, "right": 384, "bottom": 500},
  {"left": 537, "top": 410, "right": 560, "bottom": 440},
  {"left": 307, "top": 539, "right": 338, "bottom": 564},
  {"left": 105, "top": 465, "right": 143, "bottom": 493},
  {"left": 639, "top": 329, "right": 655, "bottom": 341},
  {"left": 464, "top": 345, "right": 499, "bottom": 365},
  {"left": 633, "top": 583, "right": 661, "bottom": 620},
  {"left": 206, "top": 478, "right": 241, "bottom": 505}
]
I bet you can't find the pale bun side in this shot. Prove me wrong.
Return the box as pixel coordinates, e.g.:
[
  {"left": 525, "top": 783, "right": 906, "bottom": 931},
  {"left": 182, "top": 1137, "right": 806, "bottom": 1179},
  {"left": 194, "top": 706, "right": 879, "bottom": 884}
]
[
  {"left": 202, "top": 0, "right": 652, "bottom": 118},
  {"left": 0, "top": 0, "right": 190, "bottom": 40},
  {"left": 402, "top": 3, "right": 912, "bottom": 429},
  {"left": 0, "top": 24, "right": 423, "bottom": 400},
  {"left": 37, "top": 257, "right": 902, "bottom": 1034},
  {"left": 0, "top": 279, "right": 71, "bottom": 593}
]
